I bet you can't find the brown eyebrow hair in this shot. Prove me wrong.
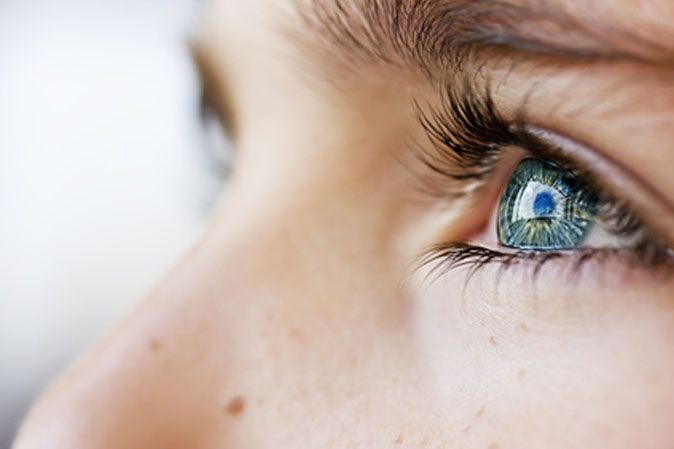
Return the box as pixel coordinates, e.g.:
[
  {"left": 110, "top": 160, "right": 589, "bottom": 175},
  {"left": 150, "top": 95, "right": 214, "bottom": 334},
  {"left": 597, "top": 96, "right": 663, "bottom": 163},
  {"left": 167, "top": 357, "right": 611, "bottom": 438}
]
[{"left": 293, "top": 0, "right": 674, "bottom": 76}]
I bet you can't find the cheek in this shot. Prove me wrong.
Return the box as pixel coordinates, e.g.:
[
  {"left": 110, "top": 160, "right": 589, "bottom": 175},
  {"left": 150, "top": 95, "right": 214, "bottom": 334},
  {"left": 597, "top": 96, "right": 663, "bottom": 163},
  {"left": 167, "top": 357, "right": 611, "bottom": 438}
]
[{"left": 412, "top": 264, "right": 674, "bottom": 446}]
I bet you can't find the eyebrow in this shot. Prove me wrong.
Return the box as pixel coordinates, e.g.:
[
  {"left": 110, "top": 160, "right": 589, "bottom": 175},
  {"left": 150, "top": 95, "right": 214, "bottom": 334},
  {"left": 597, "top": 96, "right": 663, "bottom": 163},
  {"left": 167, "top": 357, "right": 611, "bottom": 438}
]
[{"left": 295, "top": 0, "right": 674, "bottom": 75}]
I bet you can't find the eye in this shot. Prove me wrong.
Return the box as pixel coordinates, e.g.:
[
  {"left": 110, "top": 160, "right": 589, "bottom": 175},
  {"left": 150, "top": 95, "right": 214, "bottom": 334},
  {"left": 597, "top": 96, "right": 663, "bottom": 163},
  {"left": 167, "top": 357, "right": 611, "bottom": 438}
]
[
  {"left": 191, "top": 44, "right": 235, "bottom": 185},
  {"left": 497, "top": 158, "right": 598, "bottom": 251},
  {"left": 201, "top": 96, "right": 234, "bottom": 181},
  {"left": 191, "top": 81, "right": 235, "bottom": 213},
  {"left": 415, "top": 79, "right": 673, "bottom": 276}
]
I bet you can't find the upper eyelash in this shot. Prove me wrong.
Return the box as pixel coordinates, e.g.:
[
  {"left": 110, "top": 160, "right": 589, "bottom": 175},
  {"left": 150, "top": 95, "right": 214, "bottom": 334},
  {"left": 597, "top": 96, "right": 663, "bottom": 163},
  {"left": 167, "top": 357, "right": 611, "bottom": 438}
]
[{"left": 414, "top": 76, "right": 515, "bottom": 192}]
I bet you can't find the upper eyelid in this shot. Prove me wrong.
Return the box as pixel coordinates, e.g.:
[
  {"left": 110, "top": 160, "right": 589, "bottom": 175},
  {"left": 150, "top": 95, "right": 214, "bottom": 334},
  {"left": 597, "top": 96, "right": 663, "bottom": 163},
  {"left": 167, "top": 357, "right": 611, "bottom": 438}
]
[
  {"left": 525, "top": 126, "right": 674, "bottom": 214},
  {"left": 495, "top": 127, "right": 674, "bottom": 251},
  {"left": 413, "top": 77, "right": 674, "bottom": 250},
  {"left": 495, "top": 60, "right": 674, "bottom": 210},
  {"left": 520, "top": 126, "right": 674, "bottom": 249}
]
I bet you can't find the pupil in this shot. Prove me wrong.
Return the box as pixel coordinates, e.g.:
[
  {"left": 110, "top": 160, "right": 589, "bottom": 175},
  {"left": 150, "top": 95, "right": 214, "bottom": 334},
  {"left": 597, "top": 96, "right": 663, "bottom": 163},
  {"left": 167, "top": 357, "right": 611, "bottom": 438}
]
[{"left": 533, "top": 191, "right": 556, "bottom": 216}]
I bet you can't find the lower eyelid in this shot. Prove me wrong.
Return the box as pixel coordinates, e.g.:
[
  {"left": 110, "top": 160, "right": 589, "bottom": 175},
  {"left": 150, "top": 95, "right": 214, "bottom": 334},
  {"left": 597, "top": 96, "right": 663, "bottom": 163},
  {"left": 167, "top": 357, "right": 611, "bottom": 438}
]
[
  {"left": 415, "top": 253, "right": 674, "bottom": 337},
  {"left": 418, "top": 243, "right": 673, "bottom": 296}
]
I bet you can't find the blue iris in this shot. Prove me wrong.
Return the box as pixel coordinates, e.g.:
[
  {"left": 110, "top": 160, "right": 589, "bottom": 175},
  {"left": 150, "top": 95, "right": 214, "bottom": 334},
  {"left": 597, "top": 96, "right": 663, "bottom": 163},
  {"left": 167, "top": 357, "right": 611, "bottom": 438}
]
[{"left": 497, "top": 159, "right": 598, "bottom": 250}]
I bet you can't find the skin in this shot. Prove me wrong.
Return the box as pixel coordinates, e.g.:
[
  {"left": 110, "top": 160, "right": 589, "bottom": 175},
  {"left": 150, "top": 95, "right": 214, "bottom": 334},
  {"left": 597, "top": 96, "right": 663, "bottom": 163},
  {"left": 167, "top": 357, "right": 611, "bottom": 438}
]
[{"left": 14, "top": 0, "right": 674, "bottom": 448}]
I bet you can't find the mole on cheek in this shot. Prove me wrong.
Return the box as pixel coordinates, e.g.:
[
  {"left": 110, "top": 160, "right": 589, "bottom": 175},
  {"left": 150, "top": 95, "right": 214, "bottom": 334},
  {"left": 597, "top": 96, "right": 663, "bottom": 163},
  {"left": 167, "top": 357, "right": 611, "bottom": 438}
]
[
  {"left": 148, "top": 338, "right": 163, "bottom": 353},
  {"left": 225, "top": 396, "right": 246, "bottom": 416}
]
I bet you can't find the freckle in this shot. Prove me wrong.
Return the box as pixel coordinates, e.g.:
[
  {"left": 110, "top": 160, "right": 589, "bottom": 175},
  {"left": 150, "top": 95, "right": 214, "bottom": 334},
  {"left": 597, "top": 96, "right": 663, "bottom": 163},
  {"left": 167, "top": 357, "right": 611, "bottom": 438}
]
[
  {"left": 463, "top": 423, "right": 472, "bottom": 434},
  {"left": 148, "top": 338, "right": 162, "bottom": 353},
  {"left": 488, "top": 336, "right": 497, "bottom": 347},
  {"left": 288, "top": 327, "right": 305, "bottom": 342},
  {"left": 476, "top": 405, "right": 487, "bottom": 418},
  {"left": 488, "top": 443, "right": 500, "bottom": 449},
  {"left": 225, "top": 396, "right": 246, "bottom": 417},
  {"left": 394, "top": 433, "right": 404, "bottom": 444},
  {"left": 516, "top": 323, "right": 529, "bottom": 334},
  {"left": 517, "top": 370, "right": 527, "bottom": 381}
]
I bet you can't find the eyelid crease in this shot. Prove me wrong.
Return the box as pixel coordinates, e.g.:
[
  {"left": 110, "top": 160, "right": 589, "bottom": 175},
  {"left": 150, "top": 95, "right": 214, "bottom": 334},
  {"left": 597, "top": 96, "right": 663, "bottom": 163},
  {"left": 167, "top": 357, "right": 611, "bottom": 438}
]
[{"left": 526, "top": 127, "right": 674, "bottom": 215}]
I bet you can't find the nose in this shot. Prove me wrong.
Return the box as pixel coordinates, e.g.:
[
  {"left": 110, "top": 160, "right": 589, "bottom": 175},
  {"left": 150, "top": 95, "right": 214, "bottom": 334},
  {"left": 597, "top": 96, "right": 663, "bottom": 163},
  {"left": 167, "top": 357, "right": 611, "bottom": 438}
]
[{"left": 12, "top": 226, "right": 262, "bottom": 449}]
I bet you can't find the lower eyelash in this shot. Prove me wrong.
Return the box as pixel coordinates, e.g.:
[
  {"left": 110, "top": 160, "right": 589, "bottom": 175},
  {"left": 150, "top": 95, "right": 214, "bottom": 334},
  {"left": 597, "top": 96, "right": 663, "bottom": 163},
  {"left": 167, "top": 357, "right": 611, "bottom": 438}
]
[
  {"left": 421, "top": 243, "right": 571, "bottom": 286},
  {"left": 419, "top": 242, "right": 674, "bottom": 287}
]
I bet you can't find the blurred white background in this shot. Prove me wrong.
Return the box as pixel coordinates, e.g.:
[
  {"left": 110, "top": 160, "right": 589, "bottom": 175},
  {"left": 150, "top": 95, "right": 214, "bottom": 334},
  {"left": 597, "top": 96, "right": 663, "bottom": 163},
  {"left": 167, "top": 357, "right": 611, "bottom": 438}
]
[{"left": 0, "top": 0, "right": 220, "bottom": 445}]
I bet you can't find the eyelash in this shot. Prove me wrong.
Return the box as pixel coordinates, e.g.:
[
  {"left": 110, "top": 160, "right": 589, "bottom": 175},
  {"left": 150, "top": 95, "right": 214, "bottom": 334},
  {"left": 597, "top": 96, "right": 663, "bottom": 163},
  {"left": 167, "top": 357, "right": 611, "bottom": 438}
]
[{"left": 414, "top": 77, "right": 673, "bottom": 276}]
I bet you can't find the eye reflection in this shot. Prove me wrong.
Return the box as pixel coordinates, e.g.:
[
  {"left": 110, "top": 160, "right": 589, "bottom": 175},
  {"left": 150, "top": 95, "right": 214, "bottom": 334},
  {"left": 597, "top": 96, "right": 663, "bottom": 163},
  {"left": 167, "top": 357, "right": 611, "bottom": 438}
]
[{"left": 497, "top": 159, "right": 598, "bottom": 251}]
